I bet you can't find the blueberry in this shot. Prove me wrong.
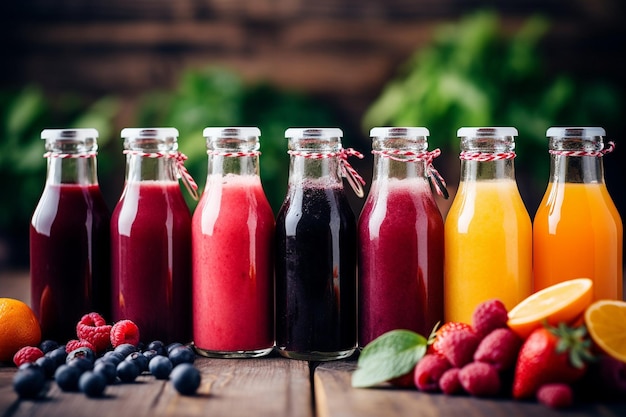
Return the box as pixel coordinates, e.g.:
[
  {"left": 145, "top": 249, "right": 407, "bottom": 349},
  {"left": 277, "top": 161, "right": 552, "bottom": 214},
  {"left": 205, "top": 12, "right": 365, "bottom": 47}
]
[
  {"left": 66, "top": 347, "right": 95, "bottom": 364},
  {"left": 55, "top": 364, "right": 82, "bottom": 391},
  {"left": 93, "top": 361, "right": 117, "bottom": 385},
  {"left": 149, "top": 356, "right": 173, "bottom": 380},
  {"left": 126, "top": 351, "right": 149, "bottom": 373},
  {"left": 166, "top": 342, "right": 183, "bottom": 356},
  {"left": 170, "top": 363, "right": 201, "bottom": 395},
  {"left": 35, "top": 356, "right": 57, "bottom": 379},
  {"left": 46, "top": 346, "right": 67, "bottom": 366},
  {"left": 39, "top": 340, "right": 59, "bottom": 354},
  {"left": 13, "top": 368, "right": 46, "bottom": 398},
  {"left": 169, "top": 346, "right": 195, "bottom": 367},
  {"left": 116, "top": 360, "right": 140, "bottom": 383},
  {"left": 143, "top": 349, "right": 158, "bottom": 364},
  {"left": 67, "top": 357, "right": 94, "bottom": 372},
  {"left": 114, "top": 343, "right": 137, "bottom": 358},
  {"left": 147, "top": 341, "right": 167, "bottom": 356},
  {"left": 102, "top": 351, "right": 125, "bottom": 366},
  {"left": 79, "top": 371, "right": 106, "bottom": 397}
]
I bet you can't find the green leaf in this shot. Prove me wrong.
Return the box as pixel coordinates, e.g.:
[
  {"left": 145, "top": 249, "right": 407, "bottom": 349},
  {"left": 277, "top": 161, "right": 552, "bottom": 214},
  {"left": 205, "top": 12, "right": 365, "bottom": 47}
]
[{"left": 351, "top": 329, "right": 427, "bottom": 388}]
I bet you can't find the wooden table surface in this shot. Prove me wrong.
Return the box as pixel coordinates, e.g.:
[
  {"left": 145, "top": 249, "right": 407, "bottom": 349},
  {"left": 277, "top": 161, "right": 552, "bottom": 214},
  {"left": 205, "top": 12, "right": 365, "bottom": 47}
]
[{"left": 2, "top": 271, "right": 626, "bottom": 417}]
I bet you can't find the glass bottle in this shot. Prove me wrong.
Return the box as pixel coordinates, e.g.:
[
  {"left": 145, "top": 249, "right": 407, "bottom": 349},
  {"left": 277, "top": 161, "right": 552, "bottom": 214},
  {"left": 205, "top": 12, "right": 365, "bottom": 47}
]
[
  {"left": 275, "top": 128, "right": 358, "bottom": 361},
  {"left": 111, "top": 128, "right": 192, "bottom": 344},
  {"left": 444, "top": 127, "right": 532, "bottom": 323},
  {"left": 533, "top": 127, "right": 622, "bottom": 300},
  {"left": 358, "top": 127, "right": 444, "bottom": 347},
  {"left": 192, "top": 127, "right": 275, "bottom": 358},
  {"left": 30, "top": 128, "right": 111, "bottom": 341}
]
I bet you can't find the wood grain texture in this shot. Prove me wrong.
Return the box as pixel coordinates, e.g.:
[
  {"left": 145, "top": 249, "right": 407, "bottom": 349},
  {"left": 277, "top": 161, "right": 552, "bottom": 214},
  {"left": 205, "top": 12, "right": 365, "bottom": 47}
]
[
  {"left": 0, "top": 356, "right": 312, "bottom": 417},
  {"left": 314, "top": 360, "right": 626, "bottom": 417}
]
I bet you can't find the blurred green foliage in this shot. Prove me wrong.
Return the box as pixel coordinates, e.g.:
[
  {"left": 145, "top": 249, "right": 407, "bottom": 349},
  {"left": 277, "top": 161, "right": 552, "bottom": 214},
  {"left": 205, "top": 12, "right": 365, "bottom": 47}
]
[
  {"left": 136, "top": 67, "right": 340, "bottom": 213},
  {"left": 0, "top": 85, "right": 118, "bottom": 265},
  {"left": 363, "top": 11, "right": 622, "bottom": 185}
]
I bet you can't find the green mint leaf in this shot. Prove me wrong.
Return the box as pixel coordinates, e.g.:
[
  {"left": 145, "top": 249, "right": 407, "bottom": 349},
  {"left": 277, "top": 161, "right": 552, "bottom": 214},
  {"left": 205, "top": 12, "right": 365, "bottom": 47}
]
[{"left": 351, "top": 329, "right": 427, "bottom": 388}]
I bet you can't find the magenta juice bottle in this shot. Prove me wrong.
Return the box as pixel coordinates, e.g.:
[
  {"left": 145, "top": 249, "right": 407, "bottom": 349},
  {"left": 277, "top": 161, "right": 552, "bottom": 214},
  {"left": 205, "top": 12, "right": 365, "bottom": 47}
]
[
  {"left": 275, "top": 128, "right": 361, "bottom": 361},
  {"left": 111, "top": 128, "right": 192, "bottom": 344},
  {"left": 30, "top": 128, "right": 111, "bottom": 342},
  {"left": 192, "top": 127, "right": 275, "bottom": 358},
  {"left": 358, "top": 127, "right": 444, "bottom": 347}
]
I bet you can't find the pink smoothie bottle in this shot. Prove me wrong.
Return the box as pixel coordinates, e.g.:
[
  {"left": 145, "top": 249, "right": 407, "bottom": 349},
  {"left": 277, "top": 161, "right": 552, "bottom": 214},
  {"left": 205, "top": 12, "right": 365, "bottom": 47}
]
[
  {"left": 111, "top": 128, "right": 192, "bottom": 344},
  {"left": 30, "top": 128, "right": 111, "bottom": 342},
  {"left": 358, "top": 127, "right": 445, "bottom": 347},
  {"left": 192, "top": 127, "right": 275, "bottom": 358}
]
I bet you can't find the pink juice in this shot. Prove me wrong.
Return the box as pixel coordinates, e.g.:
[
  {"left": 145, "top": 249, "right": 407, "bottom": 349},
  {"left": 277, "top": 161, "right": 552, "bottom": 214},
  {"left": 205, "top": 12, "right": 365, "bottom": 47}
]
[
  {"left": 358, "top": 177, "right": 444, "bottom": 346},
  {"left": 192, "top": 174, "right": 274, "bottom": 353},
  {"left": 111, "top": 180, "right": 192, "bottom": 344},
  {"left": 30, "top": 183, "right": 111, "bottom": 342}
]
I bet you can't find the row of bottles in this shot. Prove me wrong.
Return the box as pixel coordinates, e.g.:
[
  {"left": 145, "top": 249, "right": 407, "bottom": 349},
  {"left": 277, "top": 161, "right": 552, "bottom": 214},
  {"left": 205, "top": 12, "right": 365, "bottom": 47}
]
[{"left": 30, "top": 126, "right": 622, "bottom": 361}]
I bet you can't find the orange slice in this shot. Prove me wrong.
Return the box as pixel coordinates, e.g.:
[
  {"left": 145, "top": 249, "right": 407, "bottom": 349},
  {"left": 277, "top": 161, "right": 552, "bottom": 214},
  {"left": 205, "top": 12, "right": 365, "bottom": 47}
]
[
  {"left": 584, "top": 299, "right": 626, "bottom": 363},
  {"left": 507, "top": 278, "right": 593, "bottom": 339}
]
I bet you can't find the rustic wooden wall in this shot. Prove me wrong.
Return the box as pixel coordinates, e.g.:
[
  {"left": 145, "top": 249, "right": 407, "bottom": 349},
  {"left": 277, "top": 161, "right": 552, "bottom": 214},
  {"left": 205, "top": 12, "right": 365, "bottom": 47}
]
[{"left": 2, "top": 0, "right": 624, "bottom": 131}]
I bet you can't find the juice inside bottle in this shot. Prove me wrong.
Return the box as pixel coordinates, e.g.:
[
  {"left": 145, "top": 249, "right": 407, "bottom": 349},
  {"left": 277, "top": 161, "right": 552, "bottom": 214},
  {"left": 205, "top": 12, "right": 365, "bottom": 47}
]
[
  {"left": 444, "top": 127, "right": 532, "bottom": 323},
  {"left": 30, "top": 129, "right": 110, "bottom": 342},
  {"left": 111, "top": 128, "right": 192, "bottom": 344},
  {"left": 192, "top": 127, "right": 275, "bottom": 357},
  {"left": 358, "top": 127, "right": 444, "bottom": 346},
  {"left": 533, "top": 127, "right": 623, "bottom": 300}
]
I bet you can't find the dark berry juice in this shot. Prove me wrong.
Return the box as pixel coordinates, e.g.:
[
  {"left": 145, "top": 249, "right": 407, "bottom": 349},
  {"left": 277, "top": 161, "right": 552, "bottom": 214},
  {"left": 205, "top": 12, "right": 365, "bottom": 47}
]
[
  {"left": 275, "top": 181, "right": 357, "bottom": 359},
  {"left": 111, "top": 181, "right": 192, "bottom": 344},
  {"left": 30, "top": 183, "right": 111, "bottom": 342}
]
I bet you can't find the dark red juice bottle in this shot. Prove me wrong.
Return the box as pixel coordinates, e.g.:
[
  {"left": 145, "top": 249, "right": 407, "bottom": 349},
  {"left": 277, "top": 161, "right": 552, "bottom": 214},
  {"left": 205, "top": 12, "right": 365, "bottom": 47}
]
[
  {"left": 358, "top": 127, "right": 444, "bottom": 347},
  {"left": 111, "top": 128, "right": 192, "bottom": 344},
  {"left": 275, "top": 128, "right": 362, "bottom": 361},
  {"left": 30, "top": 128, "right": 111, "bottom": 342}
]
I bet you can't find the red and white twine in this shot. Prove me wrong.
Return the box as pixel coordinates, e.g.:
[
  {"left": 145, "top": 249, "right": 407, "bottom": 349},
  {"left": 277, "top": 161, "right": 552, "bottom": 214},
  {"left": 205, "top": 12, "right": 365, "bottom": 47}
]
[
  {"left": 206, "top": 150, "right": 261, "bottom": 157},
  {"left": 43, "top": 152, "right": 97, "bottom": 159},
  {"left": 123, "top": 150, "right": 199, "bottom": 200},
  {"left": 288, "top": 148, "right": 366, "bottom": 197},
  {"left": 459, "top": 151, "right": 516, "bottom": 161},
  {"left": 549, "top": 141, "right": 615, "bottom": 157},
  {"left": 372, "top": 148, "right": 448, "bottom": 198}
]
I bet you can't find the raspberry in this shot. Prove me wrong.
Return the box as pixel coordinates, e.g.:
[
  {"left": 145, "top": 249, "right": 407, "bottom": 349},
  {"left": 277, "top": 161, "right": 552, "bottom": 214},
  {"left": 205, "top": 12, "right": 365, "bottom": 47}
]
[
  {"left": 459, "top": 362, "right": 500, "bottom": 397},
  {"left": 473, "top": 328, "right": 522, "bottom": 371},
  {"left": 413, "top": 354, "right": 451, "bottom": 392},
  {"left": 437, "top": 328, "right": 480, "bottom": 368},
  {"left": 430, "top": 322, "right": 473, "bottom": 355},
  {"left": 439, "top": 368, "right": 463, "bottom": 395},
  {"left": 66, "top": 339, "right": 96, "bottom": 353},
  {"left": 472, "top": 299, "right": 509, "bottom": 337},
  {"left": 110, "top": 320, "right": 140, "bottom": 348},
  {"left": 13, "top": 346, "right": 44, "bottom": 367},
  {"left": 76, "top": 312, "right": 112, "bottom": 353},
  {"left": 536, "top": 383, "right": 573, "bottom": 409}
]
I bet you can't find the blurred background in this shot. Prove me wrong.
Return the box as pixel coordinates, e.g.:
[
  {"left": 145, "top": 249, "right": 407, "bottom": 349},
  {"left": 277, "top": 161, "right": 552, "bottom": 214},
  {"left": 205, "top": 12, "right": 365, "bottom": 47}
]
[{"left": 0, "top": 0, "right": 624, "bottom": 273}]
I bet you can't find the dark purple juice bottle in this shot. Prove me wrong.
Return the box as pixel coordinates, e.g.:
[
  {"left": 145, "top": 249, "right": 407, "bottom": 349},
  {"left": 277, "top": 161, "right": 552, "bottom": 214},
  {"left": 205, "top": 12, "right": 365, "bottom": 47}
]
[
  {"left": 30, "top": 128, "right": 111, "bottom": 342},
  {"left": 275, "top": 128, "right": 358, "bottom": 361}
]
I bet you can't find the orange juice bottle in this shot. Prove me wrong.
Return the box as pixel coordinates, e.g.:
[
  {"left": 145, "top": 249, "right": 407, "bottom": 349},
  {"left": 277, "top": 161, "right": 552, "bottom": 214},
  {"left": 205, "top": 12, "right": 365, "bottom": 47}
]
[
  {"left": 444, "top": 127, "right": 532, "bottom": 323},
  {"left": 533, "top": 127, "right": 623, "bottom": 300}
]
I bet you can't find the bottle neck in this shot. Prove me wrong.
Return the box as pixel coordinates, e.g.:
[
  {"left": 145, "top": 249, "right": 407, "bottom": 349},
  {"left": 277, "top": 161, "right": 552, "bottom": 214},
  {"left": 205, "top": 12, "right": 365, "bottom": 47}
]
[
  {"left": 548, "top": 137, "right": 607, "bottom": 184},
  {"left": 460, "top": 158, "right": 516, "bottom": 182},
  {"left": 288, "top": 152, "right": 343, "bottom": 187},
  {"left": 459, "top": 136, "right": 517, "bottom": 182},
  {"left": 207, "top": 151, "right": 260, "bottom": 177},
  {"left": 46, "top": 155, "right": 99, "bottom": 186},
  {"left": 124, "top": 152, "right": 179, "bottom": 183}
]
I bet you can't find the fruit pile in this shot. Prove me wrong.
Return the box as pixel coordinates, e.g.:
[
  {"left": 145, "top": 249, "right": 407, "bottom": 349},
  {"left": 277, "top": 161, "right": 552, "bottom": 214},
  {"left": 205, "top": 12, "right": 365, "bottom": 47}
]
[
  {"left": 352, "top": 279, "right": 626, "bottom": 409},
  {"left": 10, "top": 312, "right": 201, "bottom": 399}
]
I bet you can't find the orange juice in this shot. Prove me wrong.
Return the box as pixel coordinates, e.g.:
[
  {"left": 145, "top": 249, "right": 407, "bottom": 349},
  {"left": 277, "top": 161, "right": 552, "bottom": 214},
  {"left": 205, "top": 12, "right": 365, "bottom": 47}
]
[
  {"left": 533, "top": 182, "right": 623, "bottom": 299},
  {"left": 444, "top": 179, "right": 532, "bottom": 322}
]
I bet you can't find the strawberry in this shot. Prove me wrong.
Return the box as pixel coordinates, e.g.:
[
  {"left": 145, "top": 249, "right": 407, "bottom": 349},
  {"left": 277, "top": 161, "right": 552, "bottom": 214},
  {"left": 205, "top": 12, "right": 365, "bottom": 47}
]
[
  {"left": 512, "top": 323, "right": 594, "bottom": 399},
  {"left": 429, "top": 322, "right": 474, "bottom": 355}
]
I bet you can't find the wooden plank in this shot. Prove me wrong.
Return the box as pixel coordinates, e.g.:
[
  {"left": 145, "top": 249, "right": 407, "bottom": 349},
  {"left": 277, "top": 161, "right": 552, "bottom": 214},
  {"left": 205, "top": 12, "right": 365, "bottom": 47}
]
[
  {"left": 314, "top": 360, "right": 626, "bottom": 417},
  {"left": 0, "top": 356, "right": 312, "bottom": 417}
]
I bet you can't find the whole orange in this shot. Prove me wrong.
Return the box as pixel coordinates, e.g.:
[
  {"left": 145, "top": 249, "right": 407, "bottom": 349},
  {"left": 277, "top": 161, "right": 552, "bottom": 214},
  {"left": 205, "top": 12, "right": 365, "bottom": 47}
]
[{"left": 0, "top": 298, "right": 42, "bottom": 362}]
